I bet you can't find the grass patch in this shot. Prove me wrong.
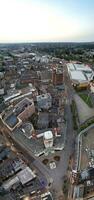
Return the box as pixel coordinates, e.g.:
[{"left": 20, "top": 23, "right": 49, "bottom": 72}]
[
  {"left": 79, "top": 93, "right": 93, "bottom": 108},
  {"left": 79, "top": 118, "right": 94, "bottom": 132}
]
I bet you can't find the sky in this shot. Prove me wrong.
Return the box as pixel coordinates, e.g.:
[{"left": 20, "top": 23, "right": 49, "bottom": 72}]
[{"left": 0, "top": 0, "right": 94, "bottom": 43}]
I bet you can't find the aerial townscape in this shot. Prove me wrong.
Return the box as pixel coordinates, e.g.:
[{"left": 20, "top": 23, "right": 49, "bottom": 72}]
[
  {"left": 0, "top": 0, "right": 94, "bottom": 199},
  {"left": 0, "top": 42, "right": 94, "bottom": 200}
]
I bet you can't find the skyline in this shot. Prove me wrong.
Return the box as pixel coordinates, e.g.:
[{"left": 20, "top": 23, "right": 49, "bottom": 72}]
[{"left": 0, "top": 0, "right": 94, "bottom": 43}]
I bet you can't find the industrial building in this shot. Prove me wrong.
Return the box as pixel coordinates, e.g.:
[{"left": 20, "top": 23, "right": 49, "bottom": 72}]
[
  {"left": 67, "top": 62, "right": 94, "bottom": 82},
  {"left": 67, "top": 62, "right": 93, "bottom": 89},
  {"left": 69, "top": 70, "right": 89, "bottom": 89}
]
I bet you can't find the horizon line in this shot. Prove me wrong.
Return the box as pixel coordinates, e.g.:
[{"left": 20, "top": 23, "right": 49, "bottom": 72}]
[{"left": 0, "top": 41, "right": 94, "bottom": 45}]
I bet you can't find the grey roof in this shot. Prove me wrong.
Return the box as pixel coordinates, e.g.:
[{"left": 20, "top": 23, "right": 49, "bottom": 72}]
[
  {"left": 21, "top": 123, "right": 34, "bottom": 139},
  {"left": 13, "top": 127, "right": 45, "bottom": 156}
]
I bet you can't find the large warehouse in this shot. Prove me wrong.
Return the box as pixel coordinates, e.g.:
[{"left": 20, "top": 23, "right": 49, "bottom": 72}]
[
  {"left": 67, "top": 62, "right": 94, "bottom": 89},
  {"left": 67, "top": 63, "right": 91, "bottom": 89},
  {"left": 69, "top": 70, "right": 89, "bottom": 89},
  {"left": 67, "top": 62, "right": 94, "bottom": 81}
]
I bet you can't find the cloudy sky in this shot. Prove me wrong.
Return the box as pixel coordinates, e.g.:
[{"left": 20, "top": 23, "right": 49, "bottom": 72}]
[{"left": 0, "top": 0, "right": 94, "bottom": 43}]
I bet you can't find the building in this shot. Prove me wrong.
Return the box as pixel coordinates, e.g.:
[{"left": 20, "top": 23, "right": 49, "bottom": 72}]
[
  {"left": 0, "top": 112, "right": 22, "bottom": 132},
  {"left": 43, "top": 131, "right": 53, "bottom": 148},
  {"left": 3, "top": 167, "right": 36, "bottom": 191},
  {"left": 0, "top": 155, "right": 26, "bottom": 181},
  {"left": 69, "top": 70, "right": 89, "bottom": 89},
  {"left": 0, "top": 146, "right": 10, "bottom": 162},
  {"left": 36, "top": 93, "right": 52, "bottom": 110},
  {"left": 17, "top": 167, "right": 36, "bottom": 185},
  {"left": 67, "top": 62, "right": 94, "bottom": 81},
  {"left": 72, "top": 185, "right": 84, "bottom": 200},
  {"left": 3, "top": 176, "right": 20, "bottom": 191},
  {"left": 4, "top": 91, "right": 22, "bottom": 103},
  {"left": 0, "top": 98, "right": 35, "bottom": 131},
  {"left": 80, "top": 168, "right": 94, "bottom": 182},
  {"left": 21, "top": 122, "right": 35, "bottom": 139},
  {"left": 73, "top": 63, "right": 93, "bottom": 81},
  {"left": 52, "top": 68, "right": 63, "bottom": 85},
  {"left": 40, "top": 55, "right": 49, "bottom": 63},
  {"left": 15, "top": 98, "right": 35, "bottom": 121}
]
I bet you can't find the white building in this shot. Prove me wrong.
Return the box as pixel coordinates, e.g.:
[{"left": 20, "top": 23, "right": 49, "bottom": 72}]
[
  {"left": 43, "top": 131, "right": 53, "bottom": 148},
  {"left": 67, "top": 62, "right": 94, "bottom": 81},
  {"left": 69, "top": 70, "right": 89, "bottom": 89}
]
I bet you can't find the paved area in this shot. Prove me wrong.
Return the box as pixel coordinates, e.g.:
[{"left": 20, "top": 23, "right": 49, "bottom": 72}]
[{"left": 74, "top": 94, "right": 94, "bottom": 124}]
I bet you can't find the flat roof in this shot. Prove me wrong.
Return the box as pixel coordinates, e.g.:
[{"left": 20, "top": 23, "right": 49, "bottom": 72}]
[
  {"left": 44, "top": 131, "right": 53, "bottom": 140},
  {"left": 70, "top": 70, "right": 87, "bottom": 82},
  {"left": 67, "top": 63, "right": 93, "bottom": 73},
  {"left": 74, "top": 63, "right": 92, "bottom": 72},
  {"left": 67, "top": 63, "right": 75, "bottom": 71},
  {"left": 21, "top": 123, "right": 34, "bottom": 139},
  {"left": 3, "top": 176, "right": 19, "bottom": 190},
  {"left": 17, "top": 167, "right": 36, "bottom": 185}
]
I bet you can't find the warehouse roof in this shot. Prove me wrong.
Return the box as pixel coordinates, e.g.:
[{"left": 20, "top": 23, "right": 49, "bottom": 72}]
[{"left": 70, "top": 70, "right": 87, "bottom": 82}]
